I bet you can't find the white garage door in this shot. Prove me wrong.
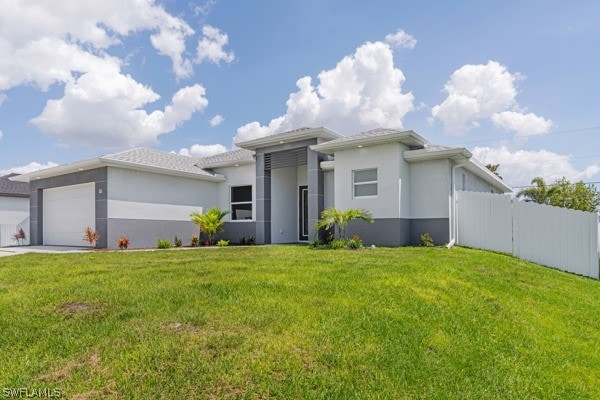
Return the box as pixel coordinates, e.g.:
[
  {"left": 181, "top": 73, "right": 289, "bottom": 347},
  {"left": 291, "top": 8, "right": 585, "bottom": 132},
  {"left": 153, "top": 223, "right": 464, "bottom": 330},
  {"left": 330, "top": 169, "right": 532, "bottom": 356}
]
[{"left": 43, "top": 182, "right": 96, "bottom": 246}]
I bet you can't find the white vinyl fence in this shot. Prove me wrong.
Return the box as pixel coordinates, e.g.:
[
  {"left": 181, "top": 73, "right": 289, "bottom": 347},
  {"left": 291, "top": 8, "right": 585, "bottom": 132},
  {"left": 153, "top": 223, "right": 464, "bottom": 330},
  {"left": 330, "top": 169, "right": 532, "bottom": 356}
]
[{"left": 457, "top": 191, "right": 600, "bottom": 279}]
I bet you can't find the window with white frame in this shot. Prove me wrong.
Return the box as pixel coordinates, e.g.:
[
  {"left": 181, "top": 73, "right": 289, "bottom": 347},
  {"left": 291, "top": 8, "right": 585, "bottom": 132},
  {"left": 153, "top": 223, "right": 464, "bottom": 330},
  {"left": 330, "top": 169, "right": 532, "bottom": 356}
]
[
  {"left": 231, "top": 185, "right": 252, "bottom": 220},
  {"left": 353, "top": 168, "right": 378, "bottom": 197}
]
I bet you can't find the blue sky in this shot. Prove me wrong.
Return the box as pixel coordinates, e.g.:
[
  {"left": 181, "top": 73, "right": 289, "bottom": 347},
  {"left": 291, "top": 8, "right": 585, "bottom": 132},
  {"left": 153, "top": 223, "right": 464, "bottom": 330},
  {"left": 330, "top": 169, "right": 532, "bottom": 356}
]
[{"left": 1, "top": 0, "right": 599, "bottom": 188}]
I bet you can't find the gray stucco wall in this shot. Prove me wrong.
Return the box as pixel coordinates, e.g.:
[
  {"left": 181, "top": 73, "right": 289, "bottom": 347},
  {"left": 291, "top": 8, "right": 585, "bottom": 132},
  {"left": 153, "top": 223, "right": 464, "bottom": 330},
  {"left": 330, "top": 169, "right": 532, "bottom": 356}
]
[
  {"left": 220, "top": 222, "right": 257, "bottom": 244},
  {"left": 108, "top": 218, "right": 198, "bottom": 248},
  {"left": 459, "top": 167, "right": 499, "bottom": 193},
  {"left": 341, "top": 217, "right": 449, "bottom": 247},
  {"left": 410, "top": 218, "right": 449, "bottom": 246},
  {"left": 345, "top": 218, "right": 411, "bottom": 247}
]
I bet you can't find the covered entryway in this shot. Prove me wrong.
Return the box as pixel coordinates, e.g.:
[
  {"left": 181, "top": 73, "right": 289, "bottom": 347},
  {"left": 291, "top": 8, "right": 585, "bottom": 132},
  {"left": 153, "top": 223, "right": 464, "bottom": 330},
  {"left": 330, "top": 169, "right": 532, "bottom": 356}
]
[{"left": 43, "top": 182, "right": 95, "bottom": 246}]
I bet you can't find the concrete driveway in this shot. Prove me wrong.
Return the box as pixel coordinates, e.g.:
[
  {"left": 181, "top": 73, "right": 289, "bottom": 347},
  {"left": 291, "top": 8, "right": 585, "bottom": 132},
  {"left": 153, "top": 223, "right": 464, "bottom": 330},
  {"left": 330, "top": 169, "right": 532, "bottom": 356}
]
[{"left": 0, "top": 246, "right": 90, "bottom": 257}]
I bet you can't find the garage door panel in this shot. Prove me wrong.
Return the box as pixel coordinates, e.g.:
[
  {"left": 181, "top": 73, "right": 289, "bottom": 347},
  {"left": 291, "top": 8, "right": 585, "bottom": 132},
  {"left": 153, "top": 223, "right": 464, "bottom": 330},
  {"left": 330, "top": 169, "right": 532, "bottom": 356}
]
[{"left": 43, "top": 183, "right": 95, "bottom": 246}]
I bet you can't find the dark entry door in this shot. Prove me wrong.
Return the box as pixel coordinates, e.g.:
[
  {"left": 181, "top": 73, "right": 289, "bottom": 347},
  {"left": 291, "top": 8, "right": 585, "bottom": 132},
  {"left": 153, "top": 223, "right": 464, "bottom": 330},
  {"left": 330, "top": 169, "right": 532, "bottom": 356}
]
[{"left": 299, "top": 186, "right": 308, "bottom": 241}]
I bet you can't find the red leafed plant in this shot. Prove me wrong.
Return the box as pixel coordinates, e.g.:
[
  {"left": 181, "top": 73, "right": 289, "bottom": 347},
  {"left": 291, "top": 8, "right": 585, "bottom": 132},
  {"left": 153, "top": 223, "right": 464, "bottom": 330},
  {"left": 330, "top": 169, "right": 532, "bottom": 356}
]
[
  {"left": 117, "top": 237, "right": 130, "bottom": 250},
  {"left": 12, "top": 228, "right": 26, "bottom": 246},
  {"left": 83, "top": 226, "right": 100, "bottom": 248}
]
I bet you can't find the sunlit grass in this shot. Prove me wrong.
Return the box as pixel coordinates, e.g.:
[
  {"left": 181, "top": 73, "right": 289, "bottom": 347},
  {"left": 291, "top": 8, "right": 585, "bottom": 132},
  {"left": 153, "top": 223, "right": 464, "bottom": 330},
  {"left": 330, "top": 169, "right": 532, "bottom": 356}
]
[{"left": 1, "top": 246, "right": 599, "bottom": 399}]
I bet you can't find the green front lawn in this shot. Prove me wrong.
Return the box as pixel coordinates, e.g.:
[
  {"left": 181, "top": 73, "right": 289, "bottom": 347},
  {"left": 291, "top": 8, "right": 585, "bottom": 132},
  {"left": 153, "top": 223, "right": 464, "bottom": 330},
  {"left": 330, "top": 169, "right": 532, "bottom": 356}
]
[{"left": 1, "top": 246, "right": 599, "bottom": 399}]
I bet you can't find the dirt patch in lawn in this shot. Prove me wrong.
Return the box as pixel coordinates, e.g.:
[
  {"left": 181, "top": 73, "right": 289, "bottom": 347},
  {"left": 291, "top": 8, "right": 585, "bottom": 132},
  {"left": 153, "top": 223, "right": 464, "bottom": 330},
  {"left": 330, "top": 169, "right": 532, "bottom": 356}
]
[
  {"left": 163, "top": 321, "right": 207, "bottom": 335},
  {"left": 38, "top": 352, "right": 101, "bottom": 382},
  {"left": 58, "top": 301, "right": 105, "bottom": 315}
]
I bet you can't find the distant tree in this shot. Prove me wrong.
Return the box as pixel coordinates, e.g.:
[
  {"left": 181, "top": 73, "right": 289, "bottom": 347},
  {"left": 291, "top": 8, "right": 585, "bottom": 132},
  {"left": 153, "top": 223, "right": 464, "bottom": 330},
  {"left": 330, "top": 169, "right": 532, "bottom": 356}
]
[
  {"left": 190, "top": 207, "right": 231, "bottom": 245},
  {"left": 517, "top": 177, "right": 600, "bottom": 212},
  {"left": 485, "top": 164, "right": 502, "bottom": 179},
  {"left": 547, "top": 178, "right": 600, "bottom": 213},
  {"left": 316, "top": 207, "right": 374, "bottom": 240}
]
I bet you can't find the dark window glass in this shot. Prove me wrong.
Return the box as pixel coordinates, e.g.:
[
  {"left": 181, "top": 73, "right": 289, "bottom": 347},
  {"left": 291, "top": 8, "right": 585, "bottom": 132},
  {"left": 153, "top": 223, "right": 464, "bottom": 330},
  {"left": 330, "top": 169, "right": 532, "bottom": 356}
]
[{"left": 231, "top": 186, "right": 252, "bottom": 203}]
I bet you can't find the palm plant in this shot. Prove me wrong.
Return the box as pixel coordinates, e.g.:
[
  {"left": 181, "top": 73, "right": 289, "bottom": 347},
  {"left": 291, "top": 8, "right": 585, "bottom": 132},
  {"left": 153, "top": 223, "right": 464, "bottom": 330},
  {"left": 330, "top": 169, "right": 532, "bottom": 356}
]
[
  {"left": 190, "top": 207, "right": 231, "bottom": 245},
  {"left": 517, "top": 177, "right": 554, "bottom": 204},
  {"left": 316, "top": 207, "right": 374, "bottom": 240}
]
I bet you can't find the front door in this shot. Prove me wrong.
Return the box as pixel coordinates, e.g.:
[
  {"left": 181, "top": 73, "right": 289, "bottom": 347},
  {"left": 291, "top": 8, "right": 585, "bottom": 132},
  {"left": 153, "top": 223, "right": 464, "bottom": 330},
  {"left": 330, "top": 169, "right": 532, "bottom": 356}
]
[{"left": 299, "top": 186, "right": 308, "bottom": 241}]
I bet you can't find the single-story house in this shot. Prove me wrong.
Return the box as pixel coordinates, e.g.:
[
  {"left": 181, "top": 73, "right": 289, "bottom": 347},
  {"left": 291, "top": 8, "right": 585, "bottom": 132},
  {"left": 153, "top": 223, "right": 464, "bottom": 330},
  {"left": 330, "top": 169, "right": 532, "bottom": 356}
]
[
  {"left": 11, "top": 127, "right": 512, "bottom": 248},
  {"left": 0, "top": 173, "right": 30, "bottom": 246}
]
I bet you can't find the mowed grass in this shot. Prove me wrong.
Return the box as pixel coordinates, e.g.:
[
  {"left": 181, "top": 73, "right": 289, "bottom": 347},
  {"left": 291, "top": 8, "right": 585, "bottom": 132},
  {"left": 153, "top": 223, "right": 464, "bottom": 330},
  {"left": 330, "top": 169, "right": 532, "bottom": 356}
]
[{"left": 1, "top": 246, "right": 599, "bottom": 399}]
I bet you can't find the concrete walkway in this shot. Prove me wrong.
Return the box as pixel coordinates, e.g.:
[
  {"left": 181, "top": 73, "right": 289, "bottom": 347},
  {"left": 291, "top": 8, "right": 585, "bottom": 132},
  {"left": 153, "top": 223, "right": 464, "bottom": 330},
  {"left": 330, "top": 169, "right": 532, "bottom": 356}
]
[{"left": 0, "top": 246, "right": 90, "bottom": 257}]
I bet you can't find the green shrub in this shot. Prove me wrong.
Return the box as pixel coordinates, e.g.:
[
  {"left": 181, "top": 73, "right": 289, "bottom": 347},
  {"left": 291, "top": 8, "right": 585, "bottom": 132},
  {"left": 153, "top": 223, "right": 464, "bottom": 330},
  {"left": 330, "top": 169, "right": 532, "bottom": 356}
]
[
  {"left": 328, "top": 239, "right": 347, "bottom": 250},
  {"left": 420, "top": 233, "right": 434, "bottom": 247},
  {"left": 174, "top": 236, "right": 183, "bottom": 247},
  {"left": 347, "top": 235, "right": 363, "bottom": 250},
  {"left": 308, "top": 238, "right": 324, "bottom": 249},
  {"left": 157, "top": 238, "right": 172, "bottom": 249},
  {"left": 238, "top": 236, "right": 256, "bottom": 245},
  {"left": 191, "top": 234, "right": 199, "bottom": 247},
  {"left": 216, "top": 239, "right": 230, "bottom": 247}
]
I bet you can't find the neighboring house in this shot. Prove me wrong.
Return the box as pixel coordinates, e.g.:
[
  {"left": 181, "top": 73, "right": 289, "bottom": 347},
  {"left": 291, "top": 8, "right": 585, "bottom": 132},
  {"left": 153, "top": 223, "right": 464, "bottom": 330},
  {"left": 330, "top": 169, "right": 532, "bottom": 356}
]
[
  {"left": 11, "top": 127, "right": 512, "bottom": 248},
  {"left": 0, "top": 173, "right": 30, "bottom": 246}
]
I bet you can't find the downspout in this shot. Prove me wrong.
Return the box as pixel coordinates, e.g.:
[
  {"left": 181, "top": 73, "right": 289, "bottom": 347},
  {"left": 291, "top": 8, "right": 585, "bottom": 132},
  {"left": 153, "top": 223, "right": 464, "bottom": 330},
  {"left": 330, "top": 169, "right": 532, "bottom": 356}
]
[{"left": 447, "top": 159, "right": 469, "bottom": 249}]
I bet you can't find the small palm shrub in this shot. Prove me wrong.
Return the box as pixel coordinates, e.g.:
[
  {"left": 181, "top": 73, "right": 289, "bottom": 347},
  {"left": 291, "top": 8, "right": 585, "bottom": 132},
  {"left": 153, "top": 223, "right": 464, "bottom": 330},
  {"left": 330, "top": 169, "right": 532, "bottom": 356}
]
[
  {"left": 117, "top": 237, "right": 130, "bottom": 250},
  {"left": 316, "top": 207, "right": 374, "bottom": 240},
  {"left": 216, "top": 239, "right": 230, "bottom": 247},
  {"left": 157, "top": 238, "right": 172, "bottom": 249},
  {"left": 190, "top": 207, "right": 231, "bottom": 245}
]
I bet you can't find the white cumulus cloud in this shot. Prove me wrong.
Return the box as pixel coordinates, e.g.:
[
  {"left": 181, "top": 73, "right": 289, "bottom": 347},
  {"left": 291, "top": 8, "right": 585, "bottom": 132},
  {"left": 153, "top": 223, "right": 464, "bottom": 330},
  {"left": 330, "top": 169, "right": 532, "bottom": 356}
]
[
  {"left": 472, "top": 146, "right": 600, "bottom": 187},
  {"left": 491, "top": 111, "right": 553, "bottom": 136},
  {"left": 178, "top": 144, "right": 228, "bottom": 158},
  {"left": 0, "top": 129, "right": 3, "bottom": 140},
  {"left": 0, "top": 0, "right": 201, "bottom": 86},
  {"left": 235, "top": 40, "right": 414, "bottom": 143},
  {"left": 431, "top": 61, "right": 552, "bottom": 138},
  {"left": 385, "top": 29, "right": 417, "bottom": 49},
  {"left": 431, "top": 61, "right": 519, "bottom": 134},
  {"left": 196, "top": 25, "right": 235, "bottom": 65},
  {"left": 0, "top": 161, "right": 59, "bottom": 176},
  {"left": 0, "top": 2, "right": 235, "bottom": 149},
  {"left": 150, "top": 27, "right": 195, "bottom": 79},
  {"left": 31, "top": 72, "right": 208, "bottom": 148},
  {"left": 210, "top": 114, "right": 224, "bottom": 127}
]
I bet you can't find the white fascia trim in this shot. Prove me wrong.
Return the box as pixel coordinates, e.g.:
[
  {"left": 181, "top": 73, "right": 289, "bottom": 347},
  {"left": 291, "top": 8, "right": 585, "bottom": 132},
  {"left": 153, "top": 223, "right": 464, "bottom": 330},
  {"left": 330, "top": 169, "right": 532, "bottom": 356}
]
[
  {"left": 235, "top": 127, "right": 342, "bottom": 150},
  {"left": 101, "top": 159, "right": 226, "bottom": 182},
  {"left": 310, "top": 130, "right": 428, "bottom": 155},
  {"left": 403, "top": 148, "right": 472, "bottom": 163},
  {"left": 198, "top": 158, "right": 255, "bottom": 169},
  {"left": 320, "top": 160, "right": 335, "bottom": 171},
  {"left": 9, "top": 158, "right": 103, "bottom": 182}
]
